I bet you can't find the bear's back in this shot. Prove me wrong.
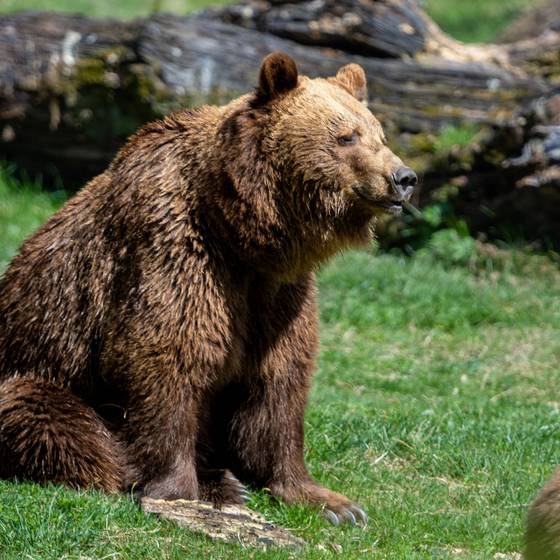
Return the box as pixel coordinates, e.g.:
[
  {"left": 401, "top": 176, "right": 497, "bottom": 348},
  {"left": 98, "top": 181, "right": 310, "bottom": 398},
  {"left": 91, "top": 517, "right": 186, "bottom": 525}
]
[{"left": 0, "top": 105, "right": 224, "bottom": 391}]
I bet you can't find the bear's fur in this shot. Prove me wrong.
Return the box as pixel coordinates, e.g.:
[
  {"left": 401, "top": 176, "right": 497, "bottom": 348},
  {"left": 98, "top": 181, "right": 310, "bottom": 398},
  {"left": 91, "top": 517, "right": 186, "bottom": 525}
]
[
  {"left": 526, "top": 468, "right": 560, "bottom": 559},
  {"left": 0, "top": 53, "right": 414, "bottom": 524}
]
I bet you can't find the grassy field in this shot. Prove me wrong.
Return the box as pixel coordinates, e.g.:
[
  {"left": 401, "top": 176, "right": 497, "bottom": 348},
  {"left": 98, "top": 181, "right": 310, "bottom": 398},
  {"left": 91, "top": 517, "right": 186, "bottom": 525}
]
[
  {"left": 0, "top": 0, "right": 544, "bottom": 42},
  {"left": 424, "top": 0, "right": 543, "bottom": 42},
  {"left": 0, "top": 1, "right": 556, "bottom": 557},
  {"left": 1, "top": 169, "right": 560, "bottom": 559}
]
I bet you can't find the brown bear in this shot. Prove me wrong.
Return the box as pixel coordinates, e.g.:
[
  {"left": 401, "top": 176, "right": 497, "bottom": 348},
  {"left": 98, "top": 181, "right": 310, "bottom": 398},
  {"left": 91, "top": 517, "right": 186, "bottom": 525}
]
[
  {"left": 0, "top": 53, "right": 416, "bottom": 526},
  {"left": 526, "top": 468, "right": 560, "bottom": 559}
]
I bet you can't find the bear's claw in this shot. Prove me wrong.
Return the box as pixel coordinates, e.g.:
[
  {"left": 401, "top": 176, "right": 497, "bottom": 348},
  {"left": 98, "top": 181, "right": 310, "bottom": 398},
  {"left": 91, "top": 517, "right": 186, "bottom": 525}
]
[
  {"left": 324, "top": 508, "right": 340, "bottom": 526},
  {"left": 198, "top": 469, "right": 250, "bottom": 507},
  {"left": 323, "top": 504, "right": 368, "bottom": 526},
  {"left": 224, "top": 471, "right": 251, "bottom": 503}
]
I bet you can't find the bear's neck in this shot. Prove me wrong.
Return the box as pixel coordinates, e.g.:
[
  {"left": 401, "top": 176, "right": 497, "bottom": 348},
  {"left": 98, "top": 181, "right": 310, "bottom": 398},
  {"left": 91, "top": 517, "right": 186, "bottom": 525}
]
[{"left": 186, "top": 101, "right": 376, "bottom": 281}]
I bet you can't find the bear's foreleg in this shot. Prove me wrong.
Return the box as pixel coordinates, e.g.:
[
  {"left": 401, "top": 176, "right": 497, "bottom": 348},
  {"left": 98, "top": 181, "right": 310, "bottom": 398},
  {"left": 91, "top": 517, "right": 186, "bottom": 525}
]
[
  {"left": 120, "top": 372, "right": 200, "bottom": 501},
  {"left": 124, "top": 377, "right": 250, "bottom": 505},
  {"left": 228, "top": 372, "right": 366, "bottom": 525},
  {"left": 107, "top": 258, "right": 246, "bottom": 503},
  {"left": 228, "top": 279, "right": 367, "bottom": 525}
]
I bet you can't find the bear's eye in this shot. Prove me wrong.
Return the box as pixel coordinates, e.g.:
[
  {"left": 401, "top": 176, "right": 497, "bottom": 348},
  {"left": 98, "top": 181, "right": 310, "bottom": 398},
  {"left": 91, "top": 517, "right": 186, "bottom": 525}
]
[{"left": 337, "top": 131, "right": 358, "bottom": 146}]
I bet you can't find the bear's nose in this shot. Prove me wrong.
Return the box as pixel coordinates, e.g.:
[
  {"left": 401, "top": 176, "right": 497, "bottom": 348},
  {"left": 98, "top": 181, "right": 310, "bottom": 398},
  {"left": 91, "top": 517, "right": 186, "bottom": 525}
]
[{"left": 391, "top": 166, "right": 417, "bottom": 200}]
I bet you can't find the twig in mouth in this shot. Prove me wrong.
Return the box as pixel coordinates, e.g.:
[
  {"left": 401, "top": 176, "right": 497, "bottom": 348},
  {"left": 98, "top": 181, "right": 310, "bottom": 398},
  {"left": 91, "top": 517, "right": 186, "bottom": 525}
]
[{"left": 402, "top": 200, "right": 423, "bottom": 219}]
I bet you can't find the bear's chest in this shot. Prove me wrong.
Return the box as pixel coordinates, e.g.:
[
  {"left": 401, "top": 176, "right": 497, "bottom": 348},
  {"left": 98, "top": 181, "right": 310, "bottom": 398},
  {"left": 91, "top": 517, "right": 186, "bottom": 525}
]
[{"left": 213, "top": 274, "right": 315, "bottom": 387}]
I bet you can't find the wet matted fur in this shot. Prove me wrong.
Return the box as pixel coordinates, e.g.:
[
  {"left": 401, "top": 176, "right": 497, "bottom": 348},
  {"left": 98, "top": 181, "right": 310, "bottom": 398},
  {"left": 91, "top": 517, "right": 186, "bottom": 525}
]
[{"left": 0, "top": 53, "right": 414, "bottom": 524}]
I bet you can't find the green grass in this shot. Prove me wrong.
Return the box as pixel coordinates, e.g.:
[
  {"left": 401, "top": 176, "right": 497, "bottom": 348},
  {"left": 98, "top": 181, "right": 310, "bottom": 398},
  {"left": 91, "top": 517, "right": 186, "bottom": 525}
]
[
  {"left": 1, "top": 169, "right": 560, "bottom": 558},
  {"left": 425, "top": 0, "right": 543, "bottom": 43},
  {"left": 433, "top": 124, "right": 482, "bottom": 153},
  {"left": 0, "top": 166, "right": 66, "bottom": 271},
  {"left": 0, "top": 0, "right": 544, "bottom": 42},
  {"left": 0, "top": 0, "right": 230, "bottom": 19}
]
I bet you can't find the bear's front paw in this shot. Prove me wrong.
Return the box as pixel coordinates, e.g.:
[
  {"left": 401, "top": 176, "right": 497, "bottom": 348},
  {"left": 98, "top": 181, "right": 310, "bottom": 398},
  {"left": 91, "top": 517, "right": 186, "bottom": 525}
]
[
  {"left": 314, "top": 488, "right": 367, "bottom": 526},
  {"left": 198, "top": 469, "right": 250, "bottom": 508},
  {"left": 322, "top": 502, "right": 368, "bottom": 527},
  {"left": 270, "top": 479, "right": 367, "bottom": 526}
]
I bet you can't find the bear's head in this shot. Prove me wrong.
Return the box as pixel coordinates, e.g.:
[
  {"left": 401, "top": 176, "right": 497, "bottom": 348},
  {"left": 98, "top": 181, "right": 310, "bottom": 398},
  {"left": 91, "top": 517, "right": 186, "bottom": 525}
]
[{"left": 214, "top": 52, "right": 417, "bottom": 276}]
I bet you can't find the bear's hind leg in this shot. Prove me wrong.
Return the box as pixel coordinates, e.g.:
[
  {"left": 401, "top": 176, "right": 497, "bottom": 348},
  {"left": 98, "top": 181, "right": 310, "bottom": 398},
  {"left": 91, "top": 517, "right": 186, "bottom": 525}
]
[{"left": 0, "top": 376, "right": 131, "bottom": 492}]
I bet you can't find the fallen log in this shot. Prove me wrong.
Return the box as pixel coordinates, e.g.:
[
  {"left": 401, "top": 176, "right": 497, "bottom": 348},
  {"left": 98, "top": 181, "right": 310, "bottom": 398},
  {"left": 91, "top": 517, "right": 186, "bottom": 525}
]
[
  {"left": 140, "top": 14, "right": 547, "bottom": 130},
  {"left": 454, "top": 90, "right": 560, "bottom": 248},
  {"left": 207, "top": 0, "right": 430, "bottom": 59},
  {"left": 207, "top": 0, "right": 560, "bottom": 71},
  {"left": 0, "top": 7, "right": 550, "bottom": 185}
]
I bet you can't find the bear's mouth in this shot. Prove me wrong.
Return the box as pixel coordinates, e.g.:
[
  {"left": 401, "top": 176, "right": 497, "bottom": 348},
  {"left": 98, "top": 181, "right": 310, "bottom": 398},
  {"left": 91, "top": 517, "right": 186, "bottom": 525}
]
[
  {"left": 376, "top": 201, "right": 403, "bottom": 214},
  {"left": 353, "top": 185, "right": 403, "bottom": 215}
]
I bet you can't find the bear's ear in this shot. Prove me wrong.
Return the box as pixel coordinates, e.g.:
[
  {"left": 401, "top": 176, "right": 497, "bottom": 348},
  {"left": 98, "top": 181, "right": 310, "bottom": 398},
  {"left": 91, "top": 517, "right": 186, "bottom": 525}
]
[
  {"left": 335, "top": 63, "right": 368, "bottom": 105},
  {"left": 256, "top": 52, "right": 299, "bottom": 103}
]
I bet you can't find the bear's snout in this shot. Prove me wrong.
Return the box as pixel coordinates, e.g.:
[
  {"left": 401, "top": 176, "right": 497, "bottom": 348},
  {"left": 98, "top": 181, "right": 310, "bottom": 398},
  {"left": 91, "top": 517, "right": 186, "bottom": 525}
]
[{"left": 390, "top": 166, "right": 417, "bottom": 201}]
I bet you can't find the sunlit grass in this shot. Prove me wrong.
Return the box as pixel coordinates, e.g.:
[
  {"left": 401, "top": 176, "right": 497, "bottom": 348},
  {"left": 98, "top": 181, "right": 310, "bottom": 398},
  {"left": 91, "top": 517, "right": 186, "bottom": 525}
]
[
  {"left": 0, "top": 0, "right": 231, "bottom": 18},
  {"left": 425, "top": 0, "right": 543, "bottom": 43},
  {"left": 0, "top": 165, "right": 66, "bottom": 271},
  {"left": 1, "top": 167, "right": 559, "bottom": 558}
]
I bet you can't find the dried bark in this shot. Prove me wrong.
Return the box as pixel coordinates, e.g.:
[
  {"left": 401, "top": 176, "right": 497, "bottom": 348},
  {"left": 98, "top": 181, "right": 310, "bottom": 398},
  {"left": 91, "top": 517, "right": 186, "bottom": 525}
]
[{"left": 141, "top": 498, "right": 305, "bottom": 548}]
